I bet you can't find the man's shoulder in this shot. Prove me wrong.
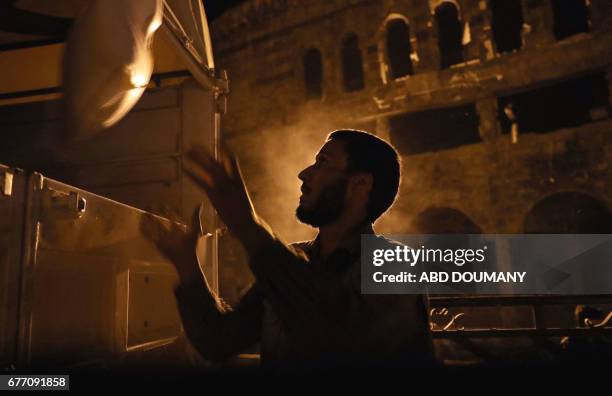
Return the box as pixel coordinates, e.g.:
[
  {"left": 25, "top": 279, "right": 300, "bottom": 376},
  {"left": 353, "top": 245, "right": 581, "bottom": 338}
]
[{"left": 369, "top": 234, "right": 408, "bottom": 250}]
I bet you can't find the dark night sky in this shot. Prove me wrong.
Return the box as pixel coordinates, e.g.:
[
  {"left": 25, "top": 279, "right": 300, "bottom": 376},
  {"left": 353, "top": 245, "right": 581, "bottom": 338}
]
[{"left": 204, "top": 0, "right": 248, "bottom": 21}]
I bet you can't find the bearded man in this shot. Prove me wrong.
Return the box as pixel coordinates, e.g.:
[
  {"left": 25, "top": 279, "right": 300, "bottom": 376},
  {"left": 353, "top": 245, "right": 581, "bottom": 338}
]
[{"left": 149, "top": 129, "right": 435, "bottom": 369}]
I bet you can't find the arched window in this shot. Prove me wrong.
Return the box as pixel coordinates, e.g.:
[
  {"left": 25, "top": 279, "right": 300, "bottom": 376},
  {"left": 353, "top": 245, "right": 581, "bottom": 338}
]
[
  {"left": 385, "top": 19, "right": 414, "bottom": 79},
  {"left": 551, "top": 0, "right": 589, "bottom": 40},
  {"left": 435, "top": 2, "right": 464, "bottom": 69},
  {"left": 303, "top": 48, "right": 323, "bottom": 99},
  {"left": 489, "top": 0, "right": 523, "bottom": 53},
  {"left": 341, "top": 33, "right": 365, "bottom": 92}
]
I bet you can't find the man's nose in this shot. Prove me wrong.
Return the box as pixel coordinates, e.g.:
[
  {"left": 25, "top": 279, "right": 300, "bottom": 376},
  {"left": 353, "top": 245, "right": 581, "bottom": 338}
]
[{"left": 298, "top": 165, "right": 312, "bottom": 182}]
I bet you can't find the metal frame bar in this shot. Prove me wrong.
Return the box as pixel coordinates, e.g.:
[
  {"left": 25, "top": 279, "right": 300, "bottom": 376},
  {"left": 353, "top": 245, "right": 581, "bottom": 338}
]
[
  {"left": 429, "top": 295, "right": 612, "bottom": 307},
  {"left": 429, "top": 295, "right": 612, "bottom": 340},
  {"left": 432, "top": 327, "right": 612, "bottom": 338}
]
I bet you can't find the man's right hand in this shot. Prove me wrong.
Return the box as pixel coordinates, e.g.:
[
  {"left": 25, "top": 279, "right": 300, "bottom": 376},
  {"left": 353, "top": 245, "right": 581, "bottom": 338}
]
[{"left": 140, "top": 208, "right": 204, "bottom": 285}]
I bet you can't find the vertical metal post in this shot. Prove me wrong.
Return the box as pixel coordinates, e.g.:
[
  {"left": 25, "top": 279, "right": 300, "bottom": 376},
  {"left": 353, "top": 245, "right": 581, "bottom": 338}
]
[
  {"left": 210, "top": 111, "right": 221, "bottom": 295},
  {"left": 210, "top": 69, "right": 228, "bottom": 296}
]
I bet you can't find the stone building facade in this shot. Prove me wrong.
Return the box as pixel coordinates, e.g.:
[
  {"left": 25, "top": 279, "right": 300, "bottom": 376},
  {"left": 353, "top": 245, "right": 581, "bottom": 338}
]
[{"left": 209, "top": 0, "right": 612, "bottom": 298}]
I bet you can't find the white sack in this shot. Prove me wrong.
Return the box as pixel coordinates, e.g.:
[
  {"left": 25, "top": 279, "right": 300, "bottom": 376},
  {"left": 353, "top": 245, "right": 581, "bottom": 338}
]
[{"left": 63, "top": 0, "right": 163, "bottom": 140}]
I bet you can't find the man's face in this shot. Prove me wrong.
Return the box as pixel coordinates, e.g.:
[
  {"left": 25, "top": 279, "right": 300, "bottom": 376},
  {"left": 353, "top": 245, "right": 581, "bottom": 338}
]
[{"left": 296, "top": 139, "right": 350, "bottom": 227}]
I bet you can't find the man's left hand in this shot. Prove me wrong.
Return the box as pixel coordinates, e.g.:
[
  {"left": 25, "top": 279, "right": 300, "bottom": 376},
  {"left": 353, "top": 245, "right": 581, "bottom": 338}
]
[{"left": 184, "top": 145, "right": 258, "bottom": 240}]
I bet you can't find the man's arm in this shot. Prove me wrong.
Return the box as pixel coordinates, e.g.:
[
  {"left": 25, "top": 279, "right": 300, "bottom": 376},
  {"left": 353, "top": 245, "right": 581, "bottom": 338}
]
[
  {"left": 174, "top": 277, "right": 264, "bottom": 362},
  {"left": 140, "top": 212, "right": 264, "bottom": 363}
]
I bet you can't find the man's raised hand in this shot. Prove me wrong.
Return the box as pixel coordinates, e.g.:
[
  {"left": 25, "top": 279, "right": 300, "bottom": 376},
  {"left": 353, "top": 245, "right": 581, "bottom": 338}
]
[{"left": 183, "top": 144, "right": 257, "bottom": 239}]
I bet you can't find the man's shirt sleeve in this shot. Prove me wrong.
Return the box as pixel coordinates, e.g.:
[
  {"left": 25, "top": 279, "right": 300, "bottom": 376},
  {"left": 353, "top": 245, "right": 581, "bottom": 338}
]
[{"left": 174, "top": 277, "right": 264, "bottom": 362}]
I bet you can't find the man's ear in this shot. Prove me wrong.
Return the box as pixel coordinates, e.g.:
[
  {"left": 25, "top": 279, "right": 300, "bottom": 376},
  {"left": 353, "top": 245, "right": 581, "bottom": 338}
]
[{"left": 349, "top": 172, "right": 373, "bottom": 196}]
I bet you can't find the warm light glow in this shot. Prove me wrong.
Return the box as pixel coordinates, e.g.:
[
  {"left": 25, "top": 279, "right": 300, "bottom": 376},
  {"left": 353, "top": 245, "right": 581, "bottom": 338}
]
[
  {"left": 147, "top": 18, "right": 163, "bottom": 36},
  {"left": 100, "top": 87, "right": 146, "bottom": 128},
  {"left": 131, "top": 73, "right": 148, "bottom": 88}
]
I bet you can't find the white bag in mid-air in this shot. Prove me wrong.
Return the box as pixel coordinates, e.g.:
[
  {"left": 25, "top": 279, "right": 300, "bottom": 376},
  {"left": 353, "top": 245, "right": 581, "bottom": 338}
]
[{"left": 63, "top": 0, "right": 163, "bottom": 140}]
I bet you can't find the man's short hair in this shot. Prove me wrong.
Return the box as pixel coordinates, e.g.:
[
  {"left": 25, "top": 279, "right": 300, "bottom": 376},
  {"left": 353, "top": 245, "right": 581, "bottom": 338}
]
[{"left": 327, "top": 129, "right": 401, "bottom": 222}]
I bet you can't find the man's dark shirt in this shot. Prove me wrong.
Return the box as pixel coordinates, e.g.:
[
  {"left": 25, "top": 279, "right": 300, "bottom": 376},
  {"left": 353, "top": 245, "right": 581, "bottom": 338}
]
[{"left": 174, "top": 223, "right": 435, "bottom": 368}]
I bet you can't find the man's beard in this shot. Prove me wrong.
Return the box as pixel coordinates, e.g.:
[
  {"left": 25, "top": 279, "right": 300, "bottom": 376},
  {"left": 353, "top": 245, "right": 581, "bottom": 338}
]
[{"left": 296, "top": 177, "right": 348, "bottom": 227}]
